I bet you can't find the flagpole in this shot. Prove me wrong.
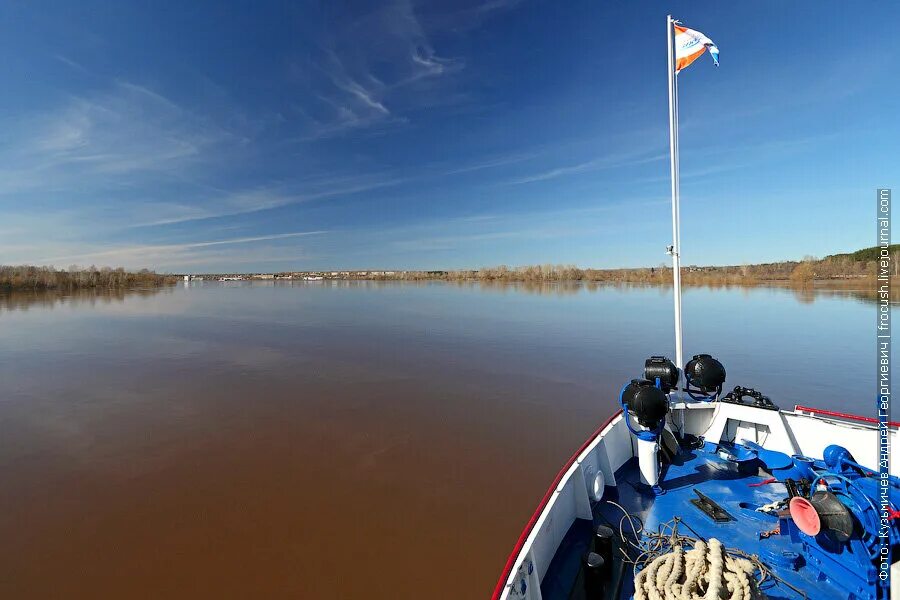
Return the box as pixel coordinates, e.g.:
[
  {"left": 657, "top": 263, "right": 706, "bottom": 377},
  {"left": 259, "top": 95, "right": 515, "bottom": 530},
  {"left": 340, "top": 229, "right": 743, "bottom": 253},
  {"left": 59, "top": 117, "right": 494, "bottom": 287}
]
[{"left": 666, "top": 15, "right": 685, "bottom": 379}]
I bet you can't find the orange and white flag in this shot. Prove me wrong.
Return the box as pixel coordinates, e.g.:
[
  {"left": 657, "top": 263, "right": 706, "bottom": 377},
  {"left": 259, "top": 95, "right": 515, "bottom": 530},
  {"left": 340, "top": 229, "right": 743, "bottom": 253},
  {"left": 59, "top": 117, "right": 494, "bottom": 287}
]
[{"left": 675, "top": 24, "right": 719, "bottom": 73}]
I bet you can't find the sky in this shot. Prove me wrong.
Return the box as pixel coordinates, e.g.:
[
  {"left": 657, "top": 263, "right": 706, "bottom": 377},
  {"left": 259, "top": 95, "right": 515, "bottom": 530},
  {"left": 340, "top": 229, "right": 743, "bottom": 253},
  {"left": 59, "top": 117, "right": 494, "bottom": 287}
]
[{"left": 0, "top": 1, "right": 898, "bottom": 273}]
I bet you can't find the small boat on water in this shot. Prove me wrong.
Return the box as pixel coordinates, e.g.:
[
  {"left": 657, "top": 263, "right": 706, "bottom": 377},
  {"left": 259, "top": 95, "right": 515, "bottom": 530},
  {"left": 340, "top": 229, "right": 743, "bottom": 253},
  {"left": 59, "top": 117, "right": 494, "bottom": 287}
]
[{"left": 492, "top": 16, "right": 898, "bottom": 600}]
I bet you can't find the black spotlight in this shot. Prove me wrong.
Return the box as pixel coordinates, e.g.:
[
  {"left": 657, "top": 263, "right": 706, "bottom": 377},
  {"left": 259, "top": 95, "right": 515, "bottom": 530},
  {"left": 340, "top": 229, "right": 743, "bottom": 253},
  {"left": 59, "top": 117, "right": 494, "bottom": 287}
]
[
  {"left": 643, "top": 356, "right": 679, "bottom": 392},
  {"left": 622, "top": 379, "right": 669, "bottom": 428},
  {"left": 684, "top": 354, "right": 726, "bottom": 393}
]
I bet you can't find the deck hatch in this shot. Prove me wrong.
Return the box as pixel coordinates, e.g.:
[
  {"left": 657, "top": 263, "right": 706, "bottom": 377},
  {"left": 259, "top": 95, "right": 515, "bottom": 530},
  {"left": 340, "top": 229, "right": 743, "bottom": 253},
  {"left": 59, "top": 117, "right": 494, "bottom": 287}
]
[{"left": 689, "top": 489, "right": 734, "bottom": 523}]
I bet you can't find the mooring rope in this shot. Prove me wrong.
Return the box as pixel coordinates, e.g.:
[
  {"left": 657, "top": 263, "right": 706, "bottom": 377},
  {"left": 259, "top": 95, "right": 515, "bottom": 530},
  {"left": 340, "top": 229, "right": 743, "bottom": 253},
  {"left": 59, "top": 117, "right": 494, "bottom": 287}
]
[
  {"left": 601, "top": 502, "right": 777, "bottom": 600},
  {"left": 633, "top": 538, "right": 759, "bottom": 600}
]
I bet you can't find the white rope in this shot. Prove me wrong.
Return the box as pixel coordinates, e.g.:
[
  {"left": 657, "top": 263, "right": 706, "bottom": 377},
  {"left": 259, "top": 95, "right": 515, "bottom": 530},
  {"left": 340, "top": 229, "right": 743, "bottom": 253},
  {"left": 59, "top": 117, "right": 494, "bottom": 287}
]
[{"left": 633, "top": 538, "right": 762, "bottom": 600}]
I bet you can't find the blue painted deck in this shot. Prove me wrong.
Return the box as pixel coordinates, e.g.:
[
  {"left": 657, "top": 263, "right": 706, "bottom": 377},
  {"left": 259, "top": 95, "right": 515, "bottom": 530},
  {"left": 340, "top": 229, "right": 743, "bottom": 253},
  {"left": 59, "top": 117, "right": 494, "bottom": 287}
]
[{"left": 540, "top": 445, "right": 880, "bottom": 600}]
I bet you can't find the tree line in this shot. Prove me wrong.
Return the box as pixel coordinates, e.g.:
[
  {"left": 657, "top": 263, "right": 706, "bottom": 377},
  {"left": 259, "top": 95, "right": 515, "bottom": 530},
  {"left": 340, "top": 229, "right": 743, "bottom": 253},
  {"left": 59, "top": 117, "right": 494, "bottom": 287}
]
[
  {"left": 361, "top": 250, "right": 900, "bottom": 287},
  {"left": 0, "top": 265, "right": 176, "bottom": 290}
]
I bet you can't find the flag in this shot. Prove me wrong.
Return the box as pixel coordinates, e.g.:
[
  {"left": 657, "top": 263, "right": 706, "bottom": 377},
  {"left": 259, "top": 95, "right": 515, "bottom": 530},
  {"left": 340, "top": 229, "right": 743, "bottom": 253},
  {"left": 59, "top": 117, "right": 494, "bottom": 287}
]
[{"left": 674, "top": 24, "right": 719, "bottom": 72}]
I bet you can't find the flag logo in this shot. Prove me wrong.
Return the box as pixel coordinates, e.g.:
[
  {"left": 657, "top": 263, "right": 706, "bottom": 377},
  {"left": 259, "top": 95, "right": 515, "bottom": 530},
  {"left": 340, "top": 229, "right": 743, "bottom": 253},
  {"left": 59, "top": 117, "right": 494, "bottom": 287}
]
[{"left": 674, "top": 25, "right": 719, "bottom": 72}]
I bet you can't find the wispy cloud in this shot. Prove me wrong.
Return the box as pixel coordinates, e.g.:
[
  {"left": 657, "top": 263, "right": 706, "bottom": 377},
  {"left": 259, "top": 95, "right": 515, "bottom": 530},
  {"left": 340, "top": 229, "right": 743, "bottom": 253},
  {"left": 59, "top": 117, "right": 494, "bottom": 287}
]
[
  {"left": 350, "top": 197, "right": 666, "bottom": 257},
  {"left": 52, "top": 54, "right": 90, "bottom": 74},
  {"left": 634, "top": 132, "right": 845, "bottom": 185},
  {"left": 37, "top": 231, "right": 327, "bottom": 268},
  {"left": 0, "top": 81, "right": 238, "bottom": 197},
  {"left": 293, "top": 0, "right": 469, "bottom": 140},
  {"left": 476, "top": 0, "right": 525, "bottom": 14},
  {"left": 127, "top": 190, "right": 299, "bottom": 228},
  {"left": 504, "top": 151, "right": 667, "bottom": 185},
  {"left": 442, "top": 151, "right": 540, "bottom": 175},
  {"left": 390, "top": 230, "right": 525, "bottom": 252},
  {"left": 37, "top": 83, "right": 221, "bottom": 173},
  {"left": 128, "top": 174, "right": 411, "bottom": 228},
  {"left": 328, "top": 63, "right": 390, "bottom": 116},
  {"left": 418, "top": 0, "right": 526, "bottom": 35}
]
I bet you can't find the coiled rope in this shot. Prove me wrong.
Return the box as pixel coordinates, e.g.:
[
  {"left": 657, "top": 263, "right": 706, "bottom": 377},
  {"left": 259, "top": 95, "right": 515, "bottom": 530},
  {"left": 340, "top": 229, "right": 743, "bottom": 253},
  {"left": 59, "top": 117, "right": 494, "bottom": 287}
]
[
  {"left": 633, "top": 538, "right": 760, "bottom": 600},
  {"left": 604, "top": 502, "right": 776, "bottom": 599}
]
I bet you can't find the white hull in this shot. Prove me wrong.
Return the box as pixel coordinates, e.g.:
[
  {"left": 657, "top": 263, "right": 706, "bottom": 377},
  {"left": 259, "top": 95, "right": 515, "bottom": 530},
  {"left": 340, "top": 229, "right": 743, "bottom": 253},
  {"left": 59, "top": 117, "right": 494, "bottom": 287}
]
[{"left": 493, "top": 401, "right": 898, "bottom": 599}]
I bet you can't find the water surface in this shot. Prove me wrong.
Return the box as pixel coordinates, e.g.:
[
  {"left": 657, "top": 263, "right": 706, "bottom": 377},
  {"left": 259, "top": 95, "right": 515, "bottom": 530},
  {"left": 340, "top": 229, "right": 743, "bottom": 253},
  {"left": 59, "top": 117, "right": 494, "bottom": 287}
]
[{"left": 0, "top": 281, "right": 888, "bottom": 598}]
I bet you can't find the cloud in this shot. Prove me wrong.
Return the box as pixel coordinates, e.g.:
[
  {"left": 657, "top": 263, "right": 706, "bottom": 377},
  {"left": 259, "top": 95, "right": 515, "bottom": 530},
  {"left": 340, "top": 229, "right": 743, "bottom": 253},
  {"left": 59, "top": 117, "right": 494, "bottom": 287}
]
[
  {"left": 296, "top": 66, "right": 399, "bottom": 140},
  {"left": 0, "top": 81, "right": 238, "bottom": 197},
  {"left": 127, "top": 190, "right": 298, "bottom": 228},
  {"left": 288, "top": 0, "right": 534, "bottom": 143},
  {"left": 349, "top": 198, "right": 666, "bottom": 257},
  {"left": 294, "top": 0, "right": 468, "bottom": 140},
  {"left": 128, "top": 174, "right": 411, "bottom": 228},
  {"left": 329, "top": 68, "right": 390, "bottom": 116},
  {"left": 504, "top": 151, "right": 667, "bottom": 185},
  {"left": 634, "top": 132, "right": 844, "bottom": 186},
  {"left": 441, "top": 151, "right": 540, "bottom": 175},
  {"left": 37, "top": 230, "right": 327, "bottom": 267},
  {"left": 52, "top": 54, "right": 90, "bottom": 74},
  {"left": 476, "top": 0, "right": 525, "bottom": 13},
  {"left": 390, "top": 230, "right": 525, "bottom": 252},
  {"left": 37, "top": 83, "right": 218, "bottom": 173},
  {"left": 416, "top": 0, "right": 525, "bottom": 35}
]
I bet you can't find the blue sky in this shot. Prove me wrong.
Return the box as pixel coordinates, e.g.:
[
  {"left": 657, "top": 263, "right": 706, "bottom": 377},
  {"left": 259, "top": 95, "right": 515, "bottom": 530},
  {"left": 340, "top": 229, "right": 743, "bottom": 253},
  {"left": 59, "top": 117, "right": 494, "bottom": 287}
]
[{"left": 0, "top": 1, "right": 897, "bottom": 272}]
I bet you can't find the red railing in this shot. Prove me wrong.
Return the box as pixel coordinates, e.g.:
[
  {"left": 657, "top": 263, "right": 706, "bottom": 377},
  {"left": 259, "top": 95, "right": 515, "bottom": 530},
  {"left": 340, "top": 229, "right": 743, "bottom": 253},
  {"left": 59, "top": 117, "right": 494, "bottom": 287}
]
[
  {"left": 490, "top": 410, "right": 623, "bottom": 600},
  {"left": 793, "top": 404, "right": 900, "bottom": 428}
]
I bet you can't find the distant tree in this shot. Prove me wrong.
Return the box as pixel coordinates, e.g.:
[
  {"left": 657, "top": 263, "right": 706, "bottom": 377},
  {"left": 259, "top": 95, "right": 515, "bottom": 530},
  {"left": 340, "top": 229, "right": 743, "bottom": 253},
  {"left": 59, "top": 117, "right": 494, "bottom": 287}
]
[
  {"left": 0, "top": 265, "right": 175, "bottom": 290},
  {"left": 790, "top": 262, "right": 815, "bottom": 285}
]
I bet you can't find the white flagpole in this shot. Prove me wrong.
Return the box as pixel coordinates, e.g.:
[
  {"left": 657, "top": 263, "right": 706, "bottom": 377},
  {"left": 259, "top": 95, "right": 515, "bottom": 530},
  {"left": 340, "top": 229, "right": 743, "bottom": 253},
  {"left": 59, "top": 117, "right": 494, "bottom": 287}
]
[{"left": 666, "top": 15, "right": 685, "bottom": 377}]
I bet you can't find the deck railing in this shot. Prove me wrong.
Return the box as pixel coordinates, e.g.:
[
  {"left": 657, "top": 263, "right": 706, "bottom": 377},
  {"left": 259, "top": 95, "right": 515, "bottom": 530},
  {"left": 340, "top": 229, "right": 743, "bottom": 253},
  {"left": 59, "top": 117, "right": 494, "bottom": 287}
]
[{"left": 793, "top": 404, "right": 900, "bottom": 428}]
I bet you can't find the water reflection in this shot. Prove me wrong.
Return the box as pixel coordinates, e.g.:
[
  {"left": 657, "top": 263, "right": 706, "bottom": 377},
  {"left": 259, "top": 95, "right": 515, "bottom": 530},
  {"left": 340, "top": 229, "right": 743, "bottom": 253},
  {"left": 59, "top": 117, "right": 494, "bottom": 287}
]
[
  {"left": 288, "top": 278, "right": 900, "bottom": 303},
  {"left": 0, "top": 286, "right": 172, "bottom": 314},
  {"left": 0, "top": 281, "right": 893, "bottom": 599},
  {"left": 789, "top": 284, "right": 900, "bottom": 305},
  {"left": 178, "top": 277, "right": 900, "bottom": 303}
]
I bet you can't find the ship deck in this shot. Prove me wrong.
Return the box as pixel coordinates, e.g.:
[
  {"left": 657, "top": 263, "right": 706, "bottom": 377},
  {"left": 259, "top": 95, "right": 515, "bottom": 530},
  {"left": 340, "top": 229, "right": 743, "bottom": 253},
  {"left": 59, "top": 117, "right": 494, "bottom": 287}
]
[{"left": 539, "top": 444, "right": 863, "bottom": 600}]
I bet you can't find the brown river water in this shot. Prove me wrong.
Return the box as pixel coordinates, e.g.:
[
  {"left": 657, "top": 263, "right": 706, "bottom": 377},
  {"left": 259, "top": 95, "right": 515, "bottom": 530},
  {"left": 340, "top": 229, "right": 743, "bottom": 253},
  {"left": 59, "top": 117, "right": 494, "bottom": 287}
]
[{"left": 0, "top": 281, "right": 888, "bottom": 598}]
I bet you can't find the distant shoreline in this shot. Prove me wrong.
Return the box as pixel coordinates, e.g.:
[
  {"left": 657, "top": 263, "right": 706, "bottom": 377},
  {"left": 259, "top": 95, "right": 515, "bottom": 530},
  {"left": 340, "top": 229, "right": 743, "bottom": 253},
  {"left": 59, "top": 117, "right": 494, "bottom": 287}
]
[
  {"left": 189, "top": 263, "right": 896, "bottom": 288},
  {"left": 5, "top": 243, "right": 897, "bottom": 291},
  {"left": 180, "top": 273, "right": 900, "bottom": 299},
  {"left": 0, "top": 266, "right": 177, "bottom": 291},
  {"left": 188, "top": 244, "right": 900, "bottom": 286},
  {"left": 195, "top": 275, "right": 897, "bottom": 288}
]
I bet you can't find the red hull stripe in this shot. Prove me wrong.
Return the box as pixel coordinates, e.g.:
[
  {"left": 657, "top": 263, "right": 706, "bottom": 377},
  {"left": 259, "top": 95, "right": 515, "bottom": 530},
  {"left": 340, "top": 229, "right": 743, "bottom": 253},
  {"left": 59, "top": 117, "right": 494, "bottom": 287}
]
[
  {"left": 793, "top": 404, "right": 900, "bottom": 428},
  {"left": 491, "top": 405, "right": 893, "bottom": 597},
  {"left": 489, "top": 410, "right": 623, "bottom": 600}
]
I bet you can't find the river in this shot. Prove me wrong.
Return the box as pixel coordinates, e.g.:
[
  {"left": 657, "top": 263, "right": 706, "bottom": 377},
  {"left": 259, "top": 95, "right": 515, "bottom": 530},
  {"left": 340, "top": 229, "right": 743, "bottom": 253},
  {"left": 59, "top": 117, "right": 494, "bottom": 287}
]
[{"left": 0, "top": 281, "right": 890, "bottom": 598}]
